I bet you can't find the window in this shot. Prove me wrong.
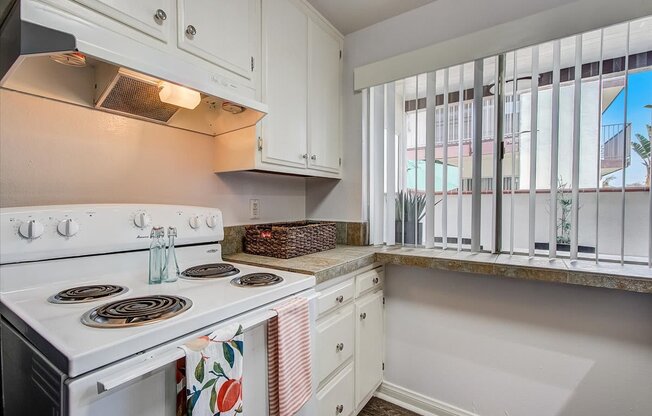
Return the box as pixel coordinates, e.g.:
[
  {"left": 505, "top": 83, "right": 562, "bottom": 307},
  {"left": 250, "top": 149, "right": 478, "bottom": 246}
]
[{"left": 365, "top": 15, "right": 652, "bottom": 265}]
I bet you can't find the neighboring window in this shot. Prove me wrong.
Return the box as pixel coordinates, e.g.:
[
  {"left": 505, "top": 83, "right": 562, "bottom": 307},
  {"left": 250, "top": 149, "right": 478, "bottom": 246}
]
[{"left": 366, "top": 15, "right": 652, "bottom": 264}]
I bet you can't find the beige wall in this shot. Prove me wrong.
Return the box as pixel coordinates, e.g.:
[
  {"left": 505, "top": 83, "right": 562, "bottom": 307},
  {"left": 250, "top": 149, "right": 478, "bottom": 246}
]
[{"left": 0, "top": 90, "right": 306, "bottom": 226}]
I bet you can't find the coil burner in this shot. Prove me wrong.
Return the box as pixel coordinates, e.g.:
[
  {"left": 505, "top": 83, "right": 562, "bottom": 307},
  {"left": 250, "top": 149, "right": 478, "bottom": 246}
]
[
  {"left": 81, "top": 295, "right": 192, "bottom": 328},
  {"left": 48, "top": 285, "right": 128, "bottom": 304},
  {"left": 230, "top": 273, "right": 284, "bottom": 287},
  {"left": 180, "top": 263, "right": 240, "bottom": 280}
]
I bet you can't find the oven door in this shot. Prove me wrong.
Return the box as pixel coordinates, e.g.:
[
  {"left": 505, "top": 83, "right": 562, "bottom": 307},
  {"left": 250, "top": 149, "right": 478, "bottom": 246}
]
[{"left": 65, "top": 290, "right": 318, "bottom": 416}]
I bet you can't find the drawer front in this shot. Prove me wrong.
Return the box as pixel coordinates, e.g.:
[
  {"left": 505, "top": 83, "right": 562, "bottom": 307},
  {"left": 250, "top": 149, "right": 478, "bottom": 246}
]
[
  {"left": 317, "top": 280, "right": 354, "bottom": 317},
  {"left": 355, "top": 267, "right": 383, "bottom": 298},
  {"left": 316, "top": 305, "right": 354, "bottom": 384},
  {"left": 317, "top": 363, "right": 354, "bottom": 416}
]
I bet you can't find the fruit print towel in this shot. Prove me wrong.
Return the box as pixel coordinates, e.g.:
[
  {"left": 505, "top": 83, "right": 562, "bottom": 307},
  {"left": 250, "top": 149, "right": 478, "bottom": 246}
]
[{"left": 179, "top": 323, "right": 244, "bottom": 416}]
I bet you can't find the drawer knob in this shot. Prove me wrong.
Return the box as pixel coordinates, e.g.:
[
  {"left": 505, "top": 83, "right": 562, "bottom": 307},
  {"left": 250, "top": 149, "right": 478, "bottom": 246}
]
[
  {"left": 336, "top": 404, "right": 344, "bottom": 414},
  {"left": 310, "top": 155, "right": 317, "bottom": 160},
  {"left": 186, "top": 25, "right": 197, "bottom": 37},
  {"left": 154, "top": 9, "right": 167, "bottom": 23},
  {"left": 335, "top": 342, "right": 344, "bottom": 352},
  {"left": 335, "top": 295, "right": 344, "bottom": 303},
  {"left": 373, "top": 277, "right": 379, "bottom": 284},
  {"left": 360, "top": 312, "right": 367, "bottom": 320}
]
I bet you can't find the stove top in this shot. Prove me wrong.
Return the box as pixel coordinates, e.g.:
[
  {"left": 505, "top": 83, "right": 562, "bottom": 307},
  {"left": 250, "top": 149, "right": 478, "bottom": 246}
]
[
  {"left": 48, "top": 284, "right": 129, "bottom": 304},
  {"left": 81, "top": 295, "right": 192, "bottom": 328},
  {"left": 231, "top": 272, "right": 284, "bottom": 287},
  {"left": 180, "top": 263, "right": 240, "bottom": 280},
  {"left": 0, "top": 244, "right": 315, "bottom": 376}
]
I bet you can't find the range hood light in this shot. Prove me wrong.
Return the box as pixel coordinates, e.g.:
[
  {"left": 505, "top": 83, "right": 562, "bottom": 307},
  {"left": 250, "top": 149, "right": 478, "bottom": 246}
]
[{"left": 158, "top": 81, "right": 201, "bottom": 110}]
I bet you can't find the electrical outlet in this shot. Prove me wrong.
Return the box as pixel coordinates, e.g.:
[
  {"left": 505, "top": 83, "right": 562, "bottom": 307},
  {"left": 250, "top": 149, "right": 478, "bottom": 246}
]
[{"left": 250, "top": 199, "right": 260, "bottom": 219}]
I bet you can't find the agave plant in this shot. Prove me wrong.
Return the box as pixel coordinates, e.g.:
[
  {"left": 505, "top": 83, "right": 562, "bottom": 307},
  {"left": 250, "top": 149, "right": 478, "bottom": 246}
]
[
  {"left": 632, "top": 124, "right": 651, "bottom": 186},
  {"left": 395, "top": 190, "right": 427, "bottom": 223}
]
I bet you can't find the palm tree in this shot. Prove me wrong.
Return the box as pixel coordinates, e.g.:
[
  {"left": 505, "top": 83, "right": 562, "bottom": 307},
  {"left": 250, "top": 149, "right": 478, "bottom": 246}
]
[{"left": 632, "top": 123, "right": 651, "bottom": 186}]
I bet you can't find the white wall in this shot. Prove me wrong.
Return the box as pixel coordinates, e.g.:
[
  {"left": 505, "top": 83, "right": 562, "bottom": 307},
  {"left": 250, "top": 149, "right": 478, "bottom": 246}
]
[
  {"left": 306, "top": 0, "right": 579, "bottom": 221},
  {"left": 0, "top": 90, "right": 306, "bottom": 226},
  {"left": 384, "top": 265, "right": 652, "bottom": 416}
]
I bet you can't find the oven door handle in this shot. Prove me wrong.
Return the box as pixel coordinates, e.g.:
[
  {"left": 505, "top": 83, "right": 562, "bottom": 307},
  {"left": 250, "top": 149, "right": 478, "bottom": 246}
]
[
  {"left": 96, "top": 309, "right": 279, "bottom": 393},
  {"left": 97, "top": 348, "right": 184, "bottom": 393},
  {"left": 96, "top": 290, "right": 317, "bottom": 394}
]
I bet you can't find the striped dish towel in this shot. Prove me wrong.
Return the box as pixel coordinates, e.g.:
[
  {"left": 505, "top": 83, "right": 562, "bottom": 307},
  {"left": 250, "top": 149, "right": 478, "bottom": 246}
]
[{"left": 268, "top": 297, "right": 312, "bottom": 416}]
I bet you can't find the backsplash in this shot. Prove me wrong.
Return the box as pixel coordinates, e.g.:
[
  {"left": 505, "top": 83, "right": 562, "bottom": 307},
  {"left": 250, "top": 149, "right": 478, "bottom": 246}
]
[{"left": 222, "top": 221, "right": 368, "bottom": 255}]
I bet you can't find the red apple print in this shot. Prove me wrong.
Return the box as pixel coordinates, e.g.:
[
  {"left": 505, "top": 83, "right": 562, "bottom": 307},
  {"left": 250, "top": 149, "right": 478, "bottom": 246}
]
[{"left": 217, "top": 379, "right": 242, "bottom": 412}]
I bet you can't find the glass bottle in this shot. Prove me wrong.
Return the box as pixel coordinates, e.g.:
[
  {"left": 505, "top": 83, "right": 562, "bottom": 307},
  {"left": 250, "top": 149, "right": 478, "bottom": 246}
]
[
  {"left": 163, "top": 226, "right": 180, "bottom": 282},
  {"left": 148, "top": 226, "right": 166, "bottom": 284}
]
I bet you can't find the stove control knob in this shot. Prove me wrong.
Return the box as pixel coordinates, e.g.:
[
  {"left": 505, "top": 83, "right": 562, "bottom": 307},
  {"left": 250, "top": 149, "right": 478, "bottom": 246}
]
[
  {"left": 189, "top": 215, "right": 202, "bottom": 229},
  {"left": 133, "top": 212, "right": 152, "bottom": 229},
  {"left": 57, "top": 219, "right": 79, "bottom": 237},
  {"left": 206, "top": 215, "right": 219, "bottom": 229},
  {"left": 18, "top": 220, "right": 45, "bottom": 240}
]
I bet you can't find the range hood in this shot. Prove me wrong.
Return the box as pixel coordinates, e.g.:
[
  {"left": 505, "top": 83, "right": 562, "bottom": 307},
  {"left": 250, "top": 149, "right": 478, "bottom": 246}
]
[{"left": 0, "top": 1, "right": 267, "bottom": 136}]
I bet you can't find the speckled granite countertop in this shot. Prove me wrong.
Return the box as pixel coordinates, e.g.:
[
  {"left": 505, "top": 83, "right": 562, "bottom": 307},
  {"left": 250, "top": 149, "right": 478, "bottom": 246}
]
[
  {"left": 225, "top": 245, "right": 652, "bottom": 293},
  {"left": 224, "top": 246, "right": 378, "bottom": 285}
]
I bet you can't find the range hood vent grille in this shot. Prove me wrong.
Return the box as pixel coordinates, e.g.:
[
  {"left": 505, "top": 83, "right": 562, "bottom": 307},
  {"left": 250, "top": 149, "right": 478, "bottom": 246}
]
[{"left": 97, "top": 74, "right": 179, "bottom": 123}]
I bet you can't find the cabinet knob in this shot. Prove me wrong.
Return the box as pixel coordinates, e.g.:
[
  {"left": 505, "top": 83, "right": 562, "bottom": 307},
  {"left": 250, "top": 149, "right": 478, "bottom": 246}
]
[
  {"left": 310, "top": 155, "right": 316, "bottom": 160},
  {"left": 186, "top": 25, "right": 197, "bottom": 37},
  {"left": 335, "top": 295, "right": 344, "bottom": 303},
  {"left": 335, "top": 342, "right": 344, "bottom": 352},
  {"left": 373, "top": 277, "right": 379, "bottom": 284},
  {"left": 360, "top": 312, "right": 367, "bottom": 320},
  {"left": 336, "top": 404, "right": 344, "bottom": 414},
  {"left": 154, "top": 9, "right": 167, "bottom": 23},
  {"left": 302, "top": 153, "right": 308, "bottom": 159}
]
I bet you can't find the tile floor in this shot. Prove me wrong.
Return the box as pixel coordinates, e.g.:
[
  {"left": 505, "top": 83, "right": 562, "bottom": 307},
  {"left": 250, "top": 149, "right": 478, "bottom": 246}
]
[{"left": 359, "top": 397, "right": 419, "bottom": 415}]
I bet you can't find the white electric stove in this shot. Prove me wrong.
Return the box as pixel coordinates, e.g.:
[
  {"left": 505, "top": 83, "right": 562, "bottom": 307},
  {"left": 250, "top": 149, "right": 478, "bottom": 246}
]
[{"left": 0, "top": 204, "right": 317, "bottom": 416}]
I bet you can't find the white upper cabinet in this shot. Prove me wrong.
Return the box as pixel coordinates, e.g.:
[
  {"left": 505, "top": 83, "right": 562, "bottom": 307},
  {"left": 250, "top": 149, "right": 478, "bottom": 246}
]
[
  {"left": 213, "top": 0, "right": 343, "bottom": 178},
  {"left": 72, "top": 0, "right": 173, "bottom": 41},
  {"left": 177, "top": 0, "right": 257, "bottom": 81},
  {"left": 307, "top": 19, "right": 341, "bottom": 173},
  {"left": 260, "top": 0, "right": 308, "bottom": 169}
]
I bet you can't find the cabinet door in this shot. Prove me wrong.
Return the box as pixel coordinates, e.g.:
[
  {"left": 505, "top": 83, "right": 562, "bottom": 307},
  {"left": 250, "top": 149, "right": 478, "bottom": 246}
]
[
  {"left": 177, "top": 0, "right": 256, "bottom": 80},
  {"left": 73, "top": 0, "right": 172, "bottom": 41},
  {"left": 307, "top": 20, "right": 341, "bottom": 173},
  {"left": 259, "top": 0, "right": 308, "bottom": 169},
  {"left": 355, "top": 290, "right": 384, "bottom": 408}
]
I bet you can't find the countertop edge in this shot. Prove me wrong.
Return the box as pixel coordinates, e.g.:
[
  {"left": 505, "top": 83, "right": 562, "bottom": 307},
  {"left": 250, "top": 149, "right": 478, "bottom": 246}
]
[{"left": 225, "top": 248, "right": 652, "bottom": 294}]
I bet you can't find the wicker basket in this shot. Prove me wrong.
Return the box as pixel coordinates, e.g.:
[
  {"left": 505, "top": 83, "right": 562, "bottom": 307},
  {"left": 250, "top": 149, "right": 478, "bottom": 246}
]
[{"left": 244, "top": 221, "right": 337, "bottom": 259}]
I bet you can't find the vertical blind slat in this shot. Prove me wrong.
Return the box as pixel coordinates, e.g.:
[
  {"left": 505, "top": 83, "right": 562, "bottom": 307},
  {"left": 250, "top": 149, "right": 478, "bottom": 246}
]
[
  {"left": 425, "top": 72, "right": 436, "bottom": 248},
  {"left": 529, "top": 46, "right": 539, "bottom": 257},
  {"left": 493, "top": 56, "right": 504, "bottom": 253},
  {"left": 471, "top": 59, "right": 484, "bottom": 252},
  {"left": 620, "top": 23, "right": 631, "bottom": 265},
  {"left": 570, "top": 35, "right": 583, "bottom": 261},
  {"left": 362, "top": 89, "right": 370, "bottom": 232},
  {"left": 371, "top": 85, "right": 385, "bottom": 245},
  {"left": 510, "top": 53, "right": 517, "bottom": 255},
  {"left": 442, "top": 69, "right": 450, "bottom": 249},
  {"left": 549, "top": 40, "right": 561, "bottom": 259},
  {"left": 385, "top": 82, "right": 396, "bottom": 246},
  {"left": 457, "top": 65, "right": 465, "bottom": 252}
]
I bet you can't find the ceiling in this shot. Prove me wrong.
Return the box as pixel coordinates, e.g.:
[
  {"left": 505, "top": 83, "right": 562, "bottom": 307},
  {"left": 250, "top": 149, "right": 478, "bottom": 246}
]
[{"left": 306, "top": 0, "right": 437, "bottom": 35}]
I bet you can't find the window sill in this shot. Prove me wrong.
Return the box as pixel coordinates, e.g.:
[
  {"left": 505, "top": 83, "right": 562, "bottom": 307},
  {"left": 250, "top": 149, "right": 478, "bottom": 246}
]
[{"left": 375, "top": 246, "right": 652, "bottom": 294}]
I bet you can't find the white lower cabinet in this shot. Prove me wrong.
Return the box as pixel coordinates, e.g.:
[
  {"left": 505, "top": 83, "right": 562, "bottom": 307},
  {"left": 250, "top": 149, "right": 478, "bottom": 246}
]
[
  {"left": 314, "top": 265, "right": 384, "bottom": 415},
  {"left": 354, "top": 290, "right": 384, "bottom": 408}
]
